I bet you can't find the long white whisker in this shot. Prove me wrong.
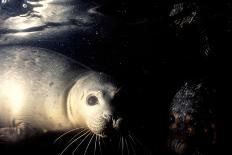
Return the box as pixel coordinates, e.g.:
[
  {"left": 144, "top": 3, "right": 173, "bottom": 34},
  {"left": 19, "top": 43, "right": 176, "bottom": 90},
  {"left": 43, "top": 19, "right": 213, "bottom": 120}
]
[
  {"left": 121, "top": 136, "right": 124, "bottom": 155},
  {"left": 122, "top": 136, "right": 124, "bottom": 155},
  {"left": 94, "top": 135, "right": 97, "bottom": 155},
  {"left": 124, "top": 137, "right": 130, "bottom": 155},
  {"left": 54, "top": 127, "right": 84, "bottom": 144},
  {"left": 59, "top": 130, "right": 90, "bottom": 155},
  {"left": 67, "top": 128, "right": 87, "bottom": 144},
  {"left": 98, "top": 135, "right": 102, "bottom": 155},
  {"left": 130, "top": 132, "right": 144, "bottom": 148},
  {"left": 129, "top": 132, "right": 148, "bottom": 153},
  {"left": 83, "top": 134, "right": 95, "bottom": 155},
  {"left": 128, "top": 137, "right": 137, "bottom": 155},
  {"left": 119, "top": 136, "right": 122, "bottom": 155},
  {"left": 128, "top": 134, "right": 136, "bottom": 146},
  {"left": 72, "top": 131, "right": 92, "bottom": 155}
]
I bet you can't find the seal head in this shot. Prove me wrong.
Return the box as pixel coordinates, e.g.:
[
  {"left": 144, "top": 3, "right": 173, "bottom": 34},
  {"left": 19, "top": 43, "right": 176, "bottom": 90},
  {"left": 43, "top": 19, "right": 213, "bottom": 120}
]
[
  {"left": 67, "top": 72, "right": 122, "bottom": 137},
  {"left": 168, "top": 82, "right": 216, "bottom": 155}
]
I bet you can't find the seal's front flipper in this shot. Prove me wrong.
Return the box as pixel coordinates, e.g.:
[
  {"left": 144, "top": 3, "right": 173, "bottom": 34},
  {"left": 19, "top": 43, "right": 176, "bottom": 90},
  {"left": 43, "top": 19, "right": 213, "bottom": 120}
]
[
  {"left": 0, "top": 120, "right": 29, "bottom": 143},
  {"left": 0, "top": 127, "right": 23, "bottom": 143}
]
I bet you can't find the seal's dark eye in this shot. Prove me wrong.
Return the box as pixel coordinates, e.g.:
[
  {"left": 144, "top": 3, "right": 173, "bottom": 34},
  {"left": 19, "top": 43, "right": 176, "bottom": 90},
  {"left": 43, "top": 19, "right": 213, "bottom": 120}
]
[
  {"left": 87, "top": 95, "right": 99, "bottom": 106},
  {"left": 169, "top": 115, "right": 175, "bottom": 124}
]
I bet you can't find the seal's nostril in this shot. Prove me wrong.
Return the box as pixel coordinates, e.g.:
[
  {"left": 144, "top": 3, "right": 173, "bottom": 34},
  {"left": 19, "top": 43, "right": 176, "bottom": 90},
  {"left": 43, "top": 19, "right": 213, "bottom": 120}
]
[
  {"left": 113, "top": 117, "right": 124, "bottom": 131},
  {"left": 112, "top": 115, "right": 118, "bottom": 121}
]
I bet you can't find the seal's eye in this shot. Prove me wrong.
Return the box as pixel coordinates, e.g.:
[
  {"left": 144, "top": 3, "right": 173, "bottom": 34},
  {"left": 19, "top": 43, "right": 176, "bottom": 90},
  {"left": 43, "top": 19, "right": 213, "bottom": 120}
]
[
  {"left": 169, "top": 115, "right": 175, "bottom": 124},
  {"left": 87, "top": 95, "right": 99, "bottom": 106}
]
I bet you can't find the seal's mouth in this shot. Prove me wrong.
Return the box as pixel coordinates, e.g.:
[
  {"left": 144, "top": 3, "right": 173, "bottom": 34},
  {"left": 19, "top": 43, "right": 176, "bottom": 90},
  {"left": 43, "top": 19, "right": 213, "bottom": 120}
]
[
  {"left": 88, "top": 117, "right": 124, "bottom": 138},
  {"left": 170, "top": 138, "right": 188, "bottom": 154},
  {"left": 95, "top": 129, "right": 112, "bottom": 138}
]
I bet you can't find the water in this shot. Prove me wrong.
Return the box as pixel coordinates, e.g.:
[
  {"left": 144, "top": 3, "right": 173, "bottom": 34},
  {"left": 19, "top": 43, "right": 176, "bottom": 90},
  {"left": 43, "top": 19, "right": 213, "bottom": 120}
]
[
  {"left": 0, "top": 1, "right": 224, "bottom": 155},
  {"left": 0, "top": 0, "right": 110, "bottom": 55}
]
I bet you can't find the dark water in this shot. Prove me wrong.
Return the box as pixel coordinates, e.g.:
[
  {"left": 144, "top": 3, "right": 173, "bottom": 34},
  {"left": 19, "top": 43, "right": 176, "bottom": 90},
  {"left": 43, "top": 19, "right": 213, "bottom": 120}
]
[{"left": 0, "top": 0, "right": 228, "bottom": 155}]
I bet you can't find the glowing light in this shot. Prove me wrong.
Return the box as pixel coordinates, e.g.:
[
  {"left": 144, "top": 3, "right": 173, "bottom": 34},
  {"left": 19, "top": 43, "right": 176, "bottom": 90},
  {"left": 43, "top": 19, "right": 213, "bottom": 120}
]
[
  {"left": 1, "top": 0, "right": 7, "bottom": 4},
  {"left": 1, "top": 77, "right": 25, "bottom": 115},
  {"left": 2, "top": 0, "right": 90, "bottom": 32},
  {"left": 14, "top": 32, "right": 30, "bottom": 37}
]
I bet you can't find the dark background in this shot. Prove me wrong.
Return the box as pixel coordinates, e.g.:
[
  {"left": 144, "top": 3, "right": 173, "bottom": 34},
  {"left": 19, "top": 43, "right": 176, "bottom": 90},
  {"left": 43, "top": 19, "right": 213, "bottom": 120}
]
[{"left": 1, "top": 0, "right": 229, "bottom": 154}]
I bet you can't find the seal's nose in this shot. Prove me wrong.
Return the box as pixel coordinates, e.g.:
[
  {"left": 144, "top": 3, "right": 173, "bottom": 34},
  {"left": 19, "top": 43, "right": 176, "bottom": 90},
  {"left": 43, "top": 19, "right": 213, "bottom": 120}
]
[{"left": 103, "top": 112, "right": 112, "bottom": 121}]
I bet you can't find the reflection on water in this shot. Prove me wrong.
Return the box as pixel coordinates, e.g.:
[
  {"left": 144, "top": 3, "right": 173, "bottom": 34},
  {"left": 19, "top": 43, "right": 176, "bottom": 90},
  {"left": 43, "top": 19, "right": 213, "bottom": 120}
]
[{"left": 0, "top": 0, "right": 104, "bottom": 46}]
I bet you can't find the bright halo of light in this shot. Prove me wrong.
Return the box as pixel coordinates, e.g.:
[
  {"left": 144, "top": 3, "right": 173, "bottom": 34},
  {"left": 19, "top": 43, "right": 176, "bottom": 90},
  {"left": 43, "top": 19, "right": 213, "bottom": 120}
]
[
  {"left": 14, "top": 32, "right": 31, "bottom": 37},
  {"left": 2, "top": 78, "right": 25, "bottom": 115}
]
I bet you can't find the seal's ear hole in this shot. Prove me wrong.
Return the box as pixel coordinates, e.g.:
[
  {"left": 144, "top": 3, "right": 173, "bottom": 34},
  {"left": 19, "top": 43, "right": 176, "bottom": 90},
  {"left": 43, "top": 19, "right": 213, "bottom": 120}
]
[{"left": 86, "top": 95, "right": 99, "bottom": 106}]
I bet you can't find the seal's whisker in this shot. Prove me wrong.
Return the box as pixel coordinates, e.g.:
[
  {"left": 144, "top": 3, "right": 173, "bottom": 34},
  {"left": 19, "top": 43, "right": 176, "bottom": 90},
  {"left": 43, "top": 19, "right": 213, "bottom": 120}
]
[
  {"left": 98, "top": 135, "right": 102, "bottom": 155},
  {"left": 129, "top": 132, "right": 149, "bottom": 153},
  {"left": 122, "top": 136, "right": 124, "bottom": 155},
  {"left": 67, "top": 128, "right": 88, "bottom": 144},
  {"left": 94, "top": 134, "right": 97, "bottom": 155},
  {"left": 128, "top": 136, "right": 137, "bottom": 155},
  {"left": 121, "top": 137, "right": 124, "bottom": 155},
  {"left": 128, "top": 133, "right": 137, "bottom": 146},
  {"left": 59, "top": 130, "right": 91, "bottom": 155},
  {"left": 72, "top": 131, "right": 92, "bottom": 155},
  {"left": 83, "top": 133, "right": 94, "bottom": 155},
  {"left": 119, "top": 136, "right": 122, "bottom": 155},
  {"left": 54, "top": 127, "right": 85, "bottom": 144},
  {"left": 130, "top": 132, "right": 144, "bottom": 148},
  {"left": 124, "top": 137, "right": 130, "bottom": 155}
]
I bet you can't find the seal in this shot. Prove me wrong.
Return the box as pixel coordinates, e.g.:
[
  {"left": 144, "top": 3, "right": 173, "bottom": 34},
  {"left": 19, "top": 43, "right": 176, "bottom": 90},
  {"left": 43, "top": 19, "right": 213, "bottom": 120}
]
[
  {"left": 167, "top": 82, "right": 217, "bottom": 155},
  {"left": 0, "top": 46, "right": 122, "bottom": 143}
]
